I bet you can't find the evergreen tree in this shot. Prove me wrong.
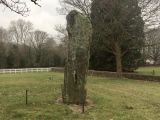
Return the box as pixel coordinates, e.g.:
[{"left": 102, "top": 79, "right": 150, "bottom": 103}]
[{"left": 90, "top": 0, "right": 144, "bottom": 75}]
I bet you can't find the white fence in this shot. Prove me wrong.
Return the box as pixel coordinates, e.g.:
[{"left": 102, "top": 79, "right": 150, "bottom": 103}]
[{"left": 0, "top": 68, "right": 51, "bottom": 74}]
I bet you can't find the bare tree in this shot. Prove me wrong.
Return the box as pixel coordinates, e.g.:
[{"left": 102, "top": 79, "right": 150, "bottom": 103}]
[
  {"left": 0, "top": 26, "right": 11, "bottom": 44},
  {"left": 8, "top": 19, "right": 33, "bottom": 66},
  {"left": 54, "top": 24, "right": 68, "bottom": 48},
  {"left": 0, "top": 0, "right": 41, "bottom": 16},
  {"left": 57, "top": 0, "right": 91, "bottom": 20},
  {"left": 9, "top": 19, "right": 33, "bottom": 45},
  {"left": 139, "top": 0, "right": 160, "bottom": 28},
  {"left": 29, "top": 30, "right": 48, "bottom": 65},
  {"left": 144, "top": 27, "right": 160, "bottom": 64},
  {"left": 54, "top": 24, "right": 68, "bottom": 64}
]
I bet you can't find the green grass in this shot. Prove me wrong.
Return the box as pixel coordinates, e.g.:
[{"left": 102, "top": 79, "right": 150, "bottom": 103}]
[
  {"left": 0, "top": 72, "right": 160, "bottom": 120},
  {"left": 136, "top": 66, "right": 160, "bottom": 76}
]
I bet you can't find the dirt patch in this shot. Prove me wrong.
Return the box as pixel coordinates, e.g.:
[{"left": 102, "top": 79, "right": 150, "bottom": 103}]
[{"left": 56, "top": 96, "right": 94, "bottom": 114}]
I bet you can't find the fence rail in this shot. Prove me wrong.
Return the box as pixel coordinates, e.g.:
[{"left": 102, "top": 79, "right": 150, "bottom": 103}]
[{"left": 0, "top": 68, "right": 51, "bottom": 74}]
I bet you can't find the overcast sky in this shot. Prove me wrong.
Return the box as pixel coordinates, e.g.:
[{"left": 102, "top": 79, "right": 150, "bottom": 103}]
[{"left": 0, "top": 0, "right": 66, "bottom": 36}]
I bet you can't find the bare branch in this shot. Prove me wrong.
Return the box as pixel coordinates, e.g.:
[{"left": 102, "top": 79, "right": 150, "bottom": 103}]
[
  {"left": 0, "top": 0, "right": 41, "bottom": 16},
  {"left": 31, "top": 0, "right": 41, "bottom": 7},
  {"left": 57, "top": 0, "right": 91, "bottom": 20},
  {"left": 139, "top": 0, "right": 160, "bottom": 27}
]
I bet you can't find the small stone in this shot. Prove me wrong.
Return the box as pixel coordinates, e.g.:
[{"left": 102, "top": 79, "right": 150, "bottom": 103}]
[
  {"left": 125, "top": 105, "right": 134, "bottom": 109},
  {"left": 49, "top": 77, "right": 53, "bottom": 80}
]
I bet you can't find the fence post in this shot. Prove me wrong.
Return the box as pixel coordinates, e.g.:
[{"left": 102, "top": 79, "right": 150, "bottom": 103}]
[
  {"left": 82, "top": 101, "right": 85, "bottom": 113},
  {"left": 26, "top": 90, "right": 28, "bottom": 105},
  {"left": 153, "top": 70, "right": 155, "bottom": 75}
]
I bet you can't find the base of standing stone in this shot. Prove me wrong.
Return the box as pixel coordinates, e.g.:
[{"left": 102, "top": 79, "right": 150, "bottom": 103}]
[
  {"left": 56, "top": 96, "right": 93, "bottom": 114},
  {"left": 61, "top": 84, "right": 86, "bottom": 104}
]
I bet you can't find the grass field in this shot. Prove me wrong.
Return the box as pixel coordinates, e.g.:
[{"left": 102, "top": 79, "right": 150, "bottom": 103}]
[
  {"left": 136, "top": 66, "right": 160, "bottom": 76},
  {"left": 0, "top": 72, "right": 160, "bottom": 120}
]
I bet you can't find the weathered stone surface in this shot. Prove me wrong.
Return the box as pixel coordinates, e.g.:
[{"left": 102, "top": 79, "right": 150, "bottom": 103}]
[{"left": 62, "top": 10, "right": 92, "bottom": 104}]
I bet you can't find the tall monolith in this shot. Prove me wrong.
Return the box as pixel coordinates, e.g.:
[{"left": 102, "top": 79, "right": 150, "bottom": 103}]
[{"left": 62, "top": 10, "right": 92, "bottom": 104}]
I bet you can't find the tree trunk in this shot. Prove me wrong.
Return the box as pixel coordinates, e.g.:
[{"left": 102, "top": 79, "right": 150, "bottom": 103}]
[{"left": 115, "top": 42, "right": 122, "bottom": 77}]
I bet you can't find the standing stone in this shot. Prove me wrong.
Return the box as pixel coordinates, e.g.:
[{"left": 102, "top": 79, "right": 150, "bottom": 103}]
[{"left": 62, "top": 10, "right": 92, "bottom": 104}]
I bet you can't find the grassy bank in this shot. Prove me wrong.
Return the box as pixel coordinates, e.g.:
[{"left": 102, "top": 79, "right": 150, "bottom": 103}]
[
  {"left": 0, "top": 72, "right": 160, "bottom": 120},
  {"left": 136, "top": 66, "right": 160, "bottom": 76}
]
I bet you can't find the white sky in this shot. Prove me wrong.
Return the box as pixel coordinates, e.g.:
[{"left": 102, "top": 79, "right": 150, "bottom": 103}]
[{"left": 0, "top": 0, "right": 66, "bottom": 36}]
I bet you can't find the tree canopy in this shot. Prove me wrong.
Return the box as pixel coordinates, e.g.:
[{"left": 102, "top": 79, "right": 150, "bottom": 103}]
[{"left": 90, "top": 0, "right": 144, "bottom": 76}]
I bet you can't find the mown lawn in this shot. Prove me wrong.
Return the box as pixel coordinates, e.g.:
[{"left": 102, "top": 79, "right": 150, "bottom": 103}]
[
  {"left": 136, "top": 66, "right": 160, "bottom": 76},
  {"left": 0, "top": 72, "right": 160, "bottom": 120}
]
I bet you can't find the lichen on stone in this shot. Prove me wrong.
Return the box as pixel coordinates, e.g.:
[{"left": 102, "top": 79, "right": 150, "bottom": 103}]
[{"left": 62, "top": 10, "right": 92, "bottom": 104}]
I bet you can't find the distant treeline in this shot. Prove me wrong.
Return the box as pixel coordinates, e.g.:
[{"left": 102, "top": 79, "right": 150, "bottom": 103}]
[{"left": 0, "top": 19, "right": 67, "bottom": 68}]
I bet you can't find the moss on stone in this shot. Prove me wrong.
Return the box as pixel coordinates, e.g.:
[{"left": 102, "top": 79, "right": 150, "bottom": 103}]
[{"left": 63, "top": 10, "right": 92, "bottom": 104}]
